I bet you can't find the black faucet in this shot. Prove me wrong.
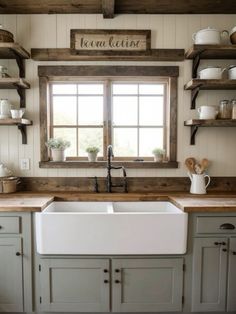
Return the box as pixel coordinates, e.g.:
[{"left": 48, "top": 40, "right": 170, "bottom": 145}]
[{"left": 106, "top": 145, "right": 128, "bottom": 193}]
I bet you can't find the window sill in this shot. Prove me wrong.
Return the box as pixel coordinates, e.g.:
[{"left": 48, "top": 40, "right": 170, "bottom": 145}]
[{"left": 39, "top": 161, "right": 178, "bottom": 169}]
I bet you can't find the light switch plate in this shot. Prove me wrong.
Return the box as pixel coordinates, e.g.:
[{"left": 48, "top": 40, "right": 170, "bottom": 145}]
[{"left": 20, "top": 158, "right": 30, "bottom": 170}]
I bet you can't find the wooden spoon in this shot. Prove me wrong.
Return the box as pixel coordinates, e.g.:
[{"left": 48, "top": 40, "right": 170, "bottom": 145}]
[
  {"left": 185, "top": 157, "right": 196, "bottom": 174},
  {"left": 200, "top": 158, "right": 209, "bottom": 173}
]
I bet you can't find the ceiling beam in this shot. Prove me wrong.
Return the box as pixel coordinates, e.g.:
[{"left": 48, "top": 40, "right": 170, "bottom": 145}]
[
  {"left": 102, "top": 0, "right": 115, "bottom": 18},
  {"left": 0, "top": 0, "right": 235, "bottom": 14}
]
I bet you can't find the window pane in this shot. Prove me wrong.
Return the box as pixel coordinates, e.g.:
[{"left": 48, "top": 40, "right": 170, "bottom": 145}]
[
  {"left": 113, "top": 84, "right": 138, "bottom": 95},
  {"left": 53, "top": 128, "right": 77, "bottom": 156},
  {"left": 78, "top": 128, "right": 103, "bottom": 157},
  {"left": 113, "top": 128, "right": 137, "bottom": 157},
  {"left": 78, "top": 84, "right": 104, "bottom": 95},
  {"left": 139, "top": 84, "right": 164, "bottom": 95},
  {"left": 139, "top": 128, "right": 163, "bottom": 156},
  {"left": 78, "top": 96, "right": 103, "bottom": 125},
  {"left": 113, "top": 96, "right": 138, "bottom": 125},
  {"left": 139, "top": 96, "right": 164, "bottom": 126},
  {"left": 53, "top": 96, "right": 77, "bottom": 125},
  {"left": 52, "top": 84, "right": 76, "bottom": 94}
]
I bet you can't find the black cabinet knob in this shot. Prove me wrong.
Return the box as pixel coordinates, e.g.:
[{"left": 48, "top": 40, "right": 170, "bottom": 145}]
[
  {"left": 115, "top": 269, "right": 120, "bottom": 273},
  {"left": 232, "top": 251, "right": 236, "bottom": 255},
  {"left": 115, "top": 280, "right": 120, "bottom": 283},
  {"left": 0, "top": 225, "right": 2, "bottom": 229},
  {"left": 16, "top": 252, "right": 21, "bottom": 256},
  {"left": 104, "top": 280, "right": 109, "bottom": 284},
  {"left": 103, "top": 269, "right": 108, "bottom": 273},
  {"left": 222, "top": 248, "right": 227, "bottom": 252}
]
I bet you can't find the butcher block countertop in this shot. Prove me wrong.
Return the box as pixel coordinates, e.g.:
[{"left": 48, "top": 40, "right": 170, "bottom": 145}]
[{"left": 0, "top": 192, "right": 236, "bottom": 212}]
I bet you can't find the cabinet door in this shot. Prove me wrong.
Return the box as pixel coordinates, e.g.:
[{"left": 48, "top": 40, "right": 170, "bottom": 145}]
[
  {"left": 227, "top": 237, "right": 236, "bottom": 312},
  {"left": 40, "top": 258, "right": 110, "bottom": 312},
  {"left": 192, "top": 237, "right": 228, "bottom": 312},
  {"left": 112, "top": 258, "right": 183, "bottom": 312},
  {"left": 0, "top": 238, "right": 23, "bottom": 312}
]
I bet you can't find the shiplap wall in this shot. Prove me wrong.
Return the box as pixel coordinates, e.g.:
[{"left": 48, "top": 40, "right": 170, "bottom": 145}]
[{"left": 0, "top": 14, "right": 236, "bottom": 178}]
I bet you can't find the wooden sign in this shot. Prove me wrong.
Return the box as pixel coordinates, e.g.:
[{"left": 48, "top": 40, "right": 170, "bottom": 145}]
[{"left": 71, "top": 29, "right": 151, "bottom": 51}]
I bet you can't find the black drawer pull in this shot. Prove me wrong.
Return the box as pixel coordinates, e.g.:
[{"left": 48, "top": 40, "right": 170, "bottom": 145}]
[
  {"left": 104, "top": 280, "right": 109, "bottom": 284},
  {"left": 214, "top": 242, "right": 226, "bottom": 246},
  {"left": 115, "top": 280, "right": 120, "bottom": 284},
  {"left": 220, "top": 223, "right": 235, "bottom": 230},
  {"left": 0, "top": 225, "right": 2, "bottom": 229},
  {"left": 16, "top": 252, "right": 21, "bottom": 256},
  {"left": 232, "top": 251, "right": 236, "bottom": 255}
]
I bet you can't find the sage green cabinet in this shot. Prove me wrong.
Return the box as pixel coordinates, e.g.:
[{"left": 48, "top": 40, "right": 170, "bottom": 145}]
[
  {"left": 38, "top": 257, "right": 184, "bottom": 313},
  {"left": 192, "top": 235, "right": 236, "bottom": 312},
  {"left": 192, "top": 237, "right": 228, "bottom": 312},
  {"left": 227, "top": 237, "right": 236, "bottom": 312},
  {"left": 0, "top": 237, "right": 23, "bottom": 312},
  {"left": 0, "top": 213, "right": 33, "bottom": 313},
  {"left": 112, "top": 258, "right": 184, "bottom": 312},
  {"left": 39, "top": 258, "right": 110, "bottom": 312}
]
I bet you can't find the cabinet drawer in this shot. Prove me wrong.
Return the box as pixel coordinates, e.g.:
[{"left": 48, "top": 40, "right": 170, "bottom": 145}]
[
  {"left": 0, "top": 217, "right": 20, "bottom": 234},
  {"left": 196, "top": 216, "right": 236, "bottom": 234}
]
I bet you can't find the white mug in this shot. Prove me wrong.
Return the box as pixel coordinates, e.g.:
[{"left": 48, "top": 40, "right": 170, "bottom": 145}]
[
  {"left": 188, "top": 173, "right": 211, "bottom": 194},
  {"left": 198, "top": 106, "right": 218, "bottom": 119},
  {"left": 10, "top": 109, "right": 25, "bottom": 119}
]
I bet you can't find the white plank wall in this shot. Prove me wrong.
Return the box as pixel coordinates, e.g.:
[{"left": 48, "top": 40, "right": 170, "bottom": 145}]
[{"left": 0, "top": 14, "right": 236, "bottom": 178}]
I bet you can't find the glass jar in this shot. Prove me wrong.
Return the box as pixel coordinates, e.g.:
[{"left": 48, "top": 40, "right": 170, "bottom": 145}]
[
  {"left": 231, "top": 99, "right": 236, "bottom": 119},
  {"left": 218, "top": 100, "right": 232, "bottom": 119}
]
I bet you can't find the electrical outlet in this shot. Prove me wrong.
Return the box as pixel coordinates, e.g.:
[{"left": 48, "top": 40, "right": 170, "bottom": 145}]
[{"left": 20, "top": 158, "right": 30, "bottom": 170}]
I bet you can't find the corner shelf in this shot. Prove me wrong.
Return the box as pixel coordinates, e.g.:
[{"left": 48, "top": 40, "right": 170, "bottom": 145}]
[
  {"left": 184, "top": 79, "right": 236, "bottom": 109},
  {"left": 0, "top": 118, "right": 32, "bottom": 144},
  {"left": 184, "top": 119, "right": 236, "bottom": 145},
  {"left": 185, "top": 45, "right": 236, "bottom": 78}
]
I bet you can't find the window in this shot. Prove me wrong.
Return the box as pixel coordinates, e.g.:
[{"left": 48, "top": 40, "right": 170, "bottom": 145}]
[{"left": 39, "top": 66, "right": 178, "bottom": 168}]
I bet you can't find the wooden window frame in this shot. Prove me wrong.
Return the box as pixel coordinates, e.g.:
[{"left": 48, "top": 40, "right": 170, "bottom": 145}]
[{"left": 39, "top": 65, "right": 178, "bottom": 169}]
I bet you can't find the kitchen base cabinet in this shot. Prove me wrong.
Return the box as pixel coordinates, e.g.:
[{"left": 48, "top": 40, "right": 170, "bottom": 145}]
[
  {"left": 0, "top": 238, "right": 23, "bottom": 312},
  {"left": 38, "top": 257, "right": 184, "bottom": 313},
  {"left": 39, "top": 258, "right": 110, "bottom": 312},
  {"left": 112, "top": 258, "right": 184, "bottom": 312},
  {"left": 0, "top": 213, "right": 32, "bottom": 313},
  {"left": 192, "top": 237, "right": 228, "bottom": 312},
  {"left": 227, "top": 237, "right": 236, "bottom": 312}
]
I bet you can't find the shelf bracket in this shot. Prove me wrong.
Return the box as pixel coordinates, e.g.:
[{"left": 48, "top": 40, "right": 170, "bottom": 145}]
[
  {"left": 16, "top": 87, "right": 26, "bottom": 108},
  {"left": 192, "top": 50, "right": 205, "bottom": 78},
  {"left": 11, "top": 50, "right": 25, "bottom": 78},
  {"left": 190, "top": 125, "right": 199, "bottom": 145},
  {"left": 18, "top": 124, "right": 27, "bottom": 144},
  {"left": 191, "top": 86, "right": 200, "bottom": 110}
]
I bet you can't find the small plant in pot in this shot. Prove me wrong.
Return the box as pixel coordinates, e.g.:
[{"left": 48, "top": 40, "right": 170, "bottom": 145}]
[
  {"left": 46, "top": 138, "right": 71, "bottom": 162},
  {"left": 152, "top": 148, "right": 165, "bottom": 162},
  {"left": 86, "top": 146, "right": 100, "bottom": 162}
]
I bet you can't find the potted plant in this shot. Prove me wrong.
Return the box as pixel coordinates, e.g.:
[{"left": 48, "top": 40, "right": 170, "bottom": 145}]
[
  {"left": 46, "top": 138, "right": 70, "bottom": 162},
  {"left": 86, "top": 146, "right": 100, "bottom": 162},
  {"left": 152, "top": 148, "right": 165, "bottom": 162}
]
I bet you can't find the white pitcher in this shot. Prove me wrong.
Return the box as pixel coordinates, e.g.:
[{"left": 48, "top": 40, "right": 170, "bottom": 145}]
[
  {"left": 188, "top": 173, "right": 211, "bottom": 194},
  {"left": 0, "top": 99, "right": 11, "bottom": 119}
]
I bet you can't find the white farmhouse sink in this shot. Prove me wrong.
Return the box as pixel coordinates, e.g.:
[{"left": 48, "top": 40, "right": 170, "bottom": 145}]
[{"left": 35, "top": 201, "right": 188, "bottom": 255}]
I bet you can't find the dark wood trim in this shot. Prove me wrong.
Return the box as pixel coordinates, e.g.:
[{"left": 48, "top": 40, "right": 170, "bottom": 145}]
[
  {"left": 19, "top": 176, "right": 236, "bottom": 193},
  {"left": 39, "top": 65, "right": 178, "bottom": 165},
  {"left": 39, "top": 77, "right": 50, "bottom": 161},
  {"left": 102, "top": 0, "right": 115, "bottom": 18},
  {"left": 1, "top": 0, "right": 236, "bottom": 14},
  {"left": 31, "top": 48, "right": 184, "bottom": 62},
  {"left": 38, "top": 65, "right": 179, "bottom": 78},
  {"left": 39, "top": 161, "right": 178, "bottom": 169}
]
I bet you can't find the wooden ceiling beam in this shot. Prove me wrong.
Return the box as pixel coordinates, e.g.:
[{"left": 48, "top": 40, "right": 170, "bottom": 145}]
[
  {"left": 0, "top": 0, "right": 235, "bottom": 14},
  {"left": 102, "top": 0, "right": 115, "bottom": 18}
]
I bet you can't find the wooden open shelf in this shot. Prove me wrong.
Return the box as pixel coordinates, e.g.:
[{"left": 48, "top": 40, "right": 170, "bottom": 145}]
[
  {"left": 31, "top": 48, "right": 185, "bottom": 61},
  {"left": 184, "top": 79, "right": 236, "bottom": 109},
  {"left": 0, "top": 43, "right": 30, "bottom": 78},
  {"left": 0, "top": 78, "right": 30, "bottom": 108},
  {"left": 184, "top": 119, "right": 236, "bottom": 145},
  {"left": 185, "top": 45, "right": 236, "bottom": 79},
  {"left": 0, "top": 118, "right": 32, "bottom": 144}
]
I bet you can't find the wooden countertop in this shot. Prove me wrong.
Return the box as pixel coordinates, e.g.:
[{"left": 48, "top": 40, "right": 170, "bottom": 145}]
[
  {"left": 0, "top": 192, "right": 236, "bottom": 213},
  {"left": 0, "top": 196, "right": 54, "bottom": 212}
]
